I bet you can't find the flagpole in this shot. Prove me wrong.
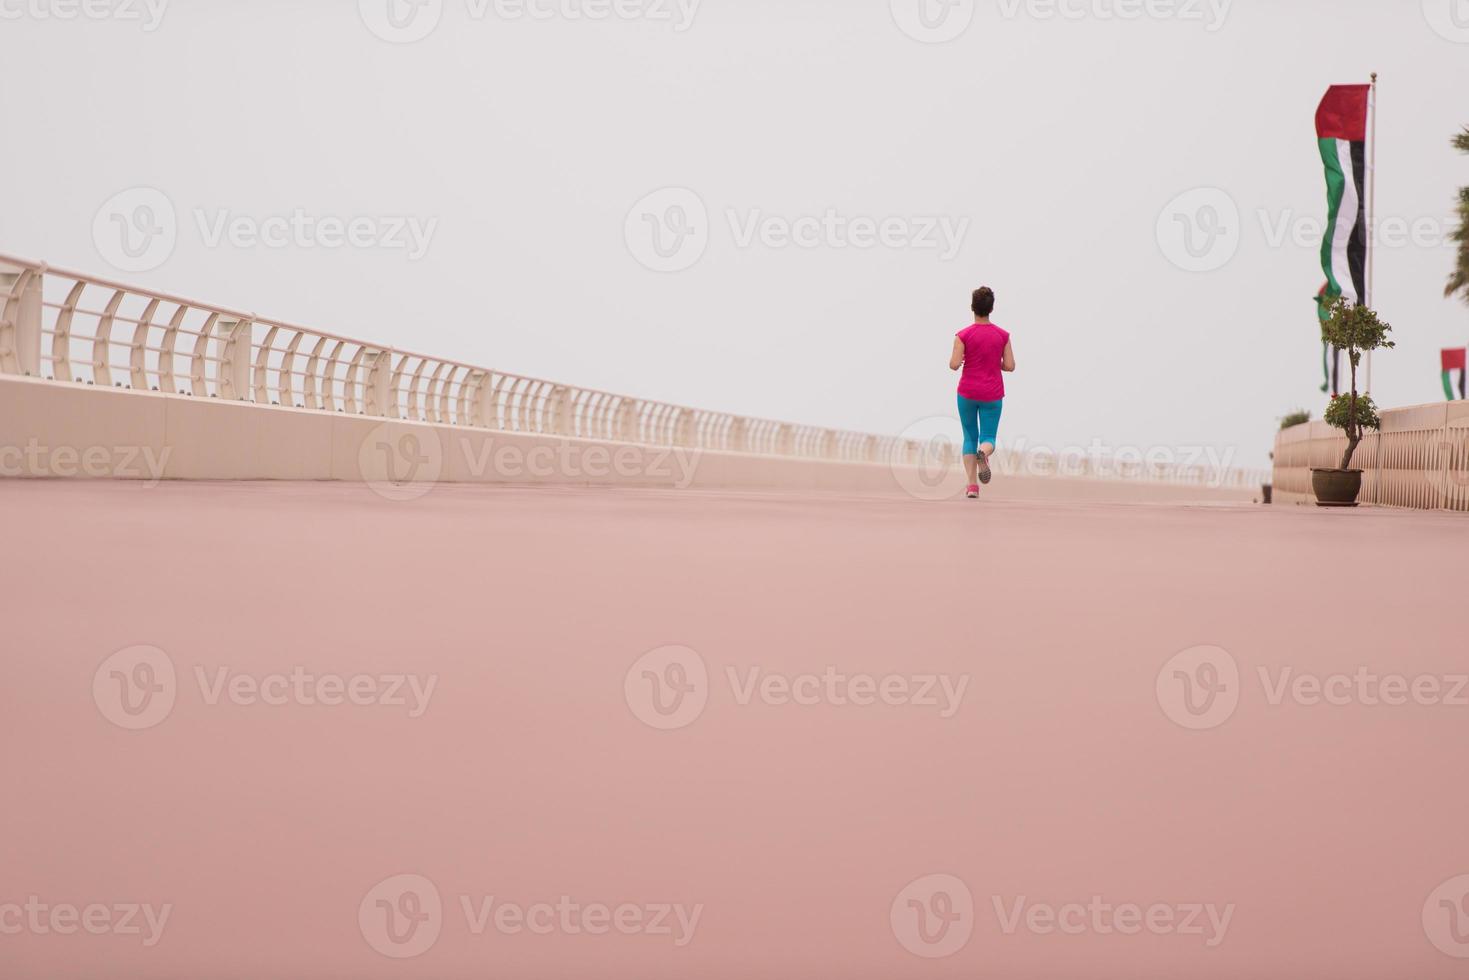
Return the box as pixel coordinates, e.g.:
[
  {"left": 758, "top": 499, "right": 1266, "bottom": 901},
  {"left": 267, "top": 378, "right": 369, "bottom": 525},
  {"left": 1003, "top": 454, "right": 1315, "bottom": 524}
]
[
  {"left": 1366, "top": 72, "right": 1378, "bottom": 394},
  {"left": 1367, "top": 72, "right": 1380, "bottom": 501}
]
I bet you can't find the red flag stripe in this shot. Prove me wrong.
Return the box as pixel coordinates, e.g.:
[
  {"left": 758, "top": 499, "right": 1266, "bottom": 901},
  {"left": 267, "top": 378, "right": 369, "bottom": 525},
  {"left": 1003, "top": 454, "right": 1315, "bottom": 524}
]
[{"left": 1316, "top": 85, "right": 1371, "bottom": 141}]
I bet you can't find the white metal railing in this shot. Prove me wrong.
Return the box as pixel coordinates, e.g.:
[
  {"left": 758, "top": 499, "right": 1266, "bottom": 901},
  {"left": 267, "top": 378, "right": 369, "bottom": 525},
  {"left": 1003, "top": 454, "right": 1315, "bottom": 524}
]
[
  {"left": 0, "top": 251, "right": 1269, "bottom": 490},
  {"left": 0, "top": 252, "right": 924, "bottom": 467}
]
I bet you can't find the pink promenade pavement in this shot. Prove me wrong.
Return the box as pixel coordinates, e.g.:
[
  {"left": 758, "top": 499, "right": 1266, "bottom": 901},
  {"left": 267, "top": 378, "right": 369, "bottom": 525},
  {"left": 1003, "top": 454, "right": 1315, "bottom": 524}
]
[{"left": 2, "top": 479, "right": 1467, "bottom": 979}]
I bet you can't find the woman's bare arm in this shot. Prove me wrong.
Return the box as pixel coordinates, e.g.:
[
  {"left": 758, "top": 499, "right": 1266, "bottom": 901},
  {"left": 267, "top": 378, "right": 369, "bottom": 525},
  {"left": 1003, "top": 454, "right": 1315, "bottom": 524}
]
[
  {"left": 950, "top": 338, "right": 965, "bottom": 372},
  {"left": 1002, "top": 340, "right": 1016, "bottom": 373}
]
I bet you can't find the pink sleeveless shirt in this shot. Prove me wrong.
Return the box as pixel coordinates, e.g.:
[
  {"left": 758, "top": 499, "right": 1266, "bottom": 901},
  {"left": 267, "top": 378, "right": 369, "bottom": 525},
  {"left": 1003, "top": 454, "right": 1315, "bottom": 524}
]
[{"left": 956, "top": 322, "right": 1010, "bottom": 402}]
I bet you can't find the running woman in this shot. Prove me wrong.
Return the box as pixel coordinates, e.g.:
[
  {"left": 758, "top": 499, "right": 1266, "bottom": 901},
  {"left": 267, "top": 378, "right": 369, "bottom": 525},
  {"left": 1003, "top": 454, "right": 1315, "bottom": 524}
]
[{"left": 949, "top": 287, "right": 1016, "bottom": 499}]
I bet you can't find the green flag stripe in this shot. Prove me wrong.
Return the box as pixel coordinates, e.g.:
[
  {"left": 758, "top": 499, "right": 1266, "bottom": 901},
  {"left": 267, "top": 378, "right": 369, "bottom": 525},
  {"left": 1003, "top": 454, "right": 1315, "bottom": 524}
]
[{"left": 1318, "top": 137, "right": 1347, "bottom": 299}]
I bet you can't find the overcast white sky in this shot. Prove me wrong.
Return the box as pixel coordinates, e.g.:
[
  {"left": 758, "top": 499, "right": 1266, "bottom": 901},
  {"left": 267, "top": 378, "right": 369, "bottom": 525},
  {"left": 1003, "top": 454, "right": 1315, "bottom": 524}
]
[{"left": 3, "top": 0, "right": 1467, "bottom": 467}]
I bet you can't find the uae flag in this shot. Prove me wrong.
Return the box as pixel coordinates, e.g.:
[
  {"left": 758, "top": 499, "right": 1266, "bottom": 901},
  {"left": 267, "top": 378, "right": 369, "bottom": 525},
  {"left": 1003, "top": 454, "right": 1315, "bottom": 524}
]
[
  {"left": 1316, "top": 84, "right": 1372, "bottom": 306},
  {"left": 1444, "top": 348, "right": 1467, "bottom": 402}
]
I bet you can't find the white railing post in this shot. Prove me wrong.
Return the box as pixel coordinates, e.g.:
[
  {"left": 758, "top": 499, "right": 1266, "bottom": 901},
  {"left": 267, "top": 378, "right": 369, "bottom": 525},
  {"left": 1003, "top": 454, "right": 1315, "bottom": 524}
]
[
  {"left": 675, "top": 409, "right": 695, "bottom": 449},
  {"left": 369, "top": 350, "right": 393, "bottom": 417},
  {"left": 551, "top": 385, "right": 572, "bottom": 437},
  {"left": 1439, "top": 420, "right": 1451, "bottom": 512},
  {"left": 217, "top": 318, "right": 252, "bottom": 401},
  {"left": 466, "top": 370, "right": 488, "bottom": 428},
  {"left": 615, "top": 400, "right": 637, "bottom": 443},
  {"left": 729, "top": 418, "right": 749, "bottom": 454},
  {"left": 0, "top": 263, "right": 42, "bottom": 377},
  {"left": 19, "top": 273, "right": 41, "bottom": 377},
  {"left": 821, "top": 430, "right": 838, "bottom": 460},
  {"left": 776, "top": 424, "right": 794, "bottom": 457}
]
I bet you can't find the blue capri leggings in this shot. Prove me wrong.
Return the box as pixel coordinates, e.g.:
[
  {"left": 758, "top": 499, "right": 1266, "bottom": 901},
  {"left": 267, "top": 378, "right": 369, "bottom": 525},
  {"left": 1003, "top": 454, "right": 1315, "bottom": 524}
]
[{"left": 957, "top": 396, "right": 1004, "bottom": 457}]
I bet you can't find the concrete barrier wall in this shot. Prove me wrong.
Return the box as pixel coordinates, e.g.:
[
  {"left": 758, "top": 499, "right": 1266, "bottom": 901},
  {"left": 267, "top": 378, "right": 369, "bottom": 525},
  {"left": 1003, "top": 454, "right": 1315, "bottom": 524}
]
[
  {"left": 1273, "top": 401, "right": 1469, "bottom": 511},
  {"left": 0, "top": 375, "right": 885, "bottom": 492},
  {"left": 0, "top": 375, "right": 1256, "bottom": 504}
]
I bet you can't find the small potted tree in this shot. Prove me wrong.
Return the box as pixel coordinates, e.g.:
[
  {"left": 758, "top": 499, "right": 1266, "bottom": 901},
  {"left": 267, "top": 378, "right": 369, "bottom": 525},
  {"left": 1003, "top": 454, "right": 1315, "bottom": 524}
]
[{"left": 1313, "top": 299, "right": 1394, "bottom": 506}]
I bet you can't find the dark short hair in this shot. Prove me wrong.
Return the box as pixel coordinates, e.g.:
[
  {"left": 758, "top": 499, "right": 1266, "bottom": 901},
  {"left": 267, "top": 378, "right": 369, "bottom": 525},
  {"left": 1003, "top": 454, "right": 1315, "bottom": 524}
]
[{"left": 972, "top": 287, "right": 995, "bottom": 317}]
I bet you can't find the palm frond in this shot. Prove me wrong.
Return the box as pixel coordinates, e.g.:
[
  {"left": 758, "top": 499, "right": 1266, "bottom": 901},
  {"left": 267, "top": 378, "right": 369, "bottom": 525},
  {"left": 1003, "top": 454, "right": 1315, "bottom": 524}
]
[
  {"left": 1448, "top": 269, "right": 1469, "bottom": 302},
  {"left": 1451, "top": 128, "right": 1469, "bottom": 304}
]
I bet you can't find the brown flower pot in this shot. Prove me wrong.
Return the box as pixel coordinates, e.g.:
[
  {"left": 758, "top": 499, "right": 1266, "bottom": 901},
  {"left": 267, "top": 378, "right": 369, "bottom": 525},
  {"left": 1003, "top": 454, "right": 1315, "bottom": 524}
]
[{"left": 1311, "top": 468, "right": 1362, "bottom": 508}]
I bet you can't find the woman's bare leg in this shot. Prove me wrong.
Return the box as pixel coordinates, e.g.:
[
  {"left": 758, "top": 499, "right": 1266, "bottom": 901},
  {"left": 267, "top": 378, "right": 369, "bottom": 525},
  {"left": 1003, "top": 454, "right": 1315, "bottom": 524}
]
[{"left": 964, "top": 454, "right": 979, "bottom": 486}]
